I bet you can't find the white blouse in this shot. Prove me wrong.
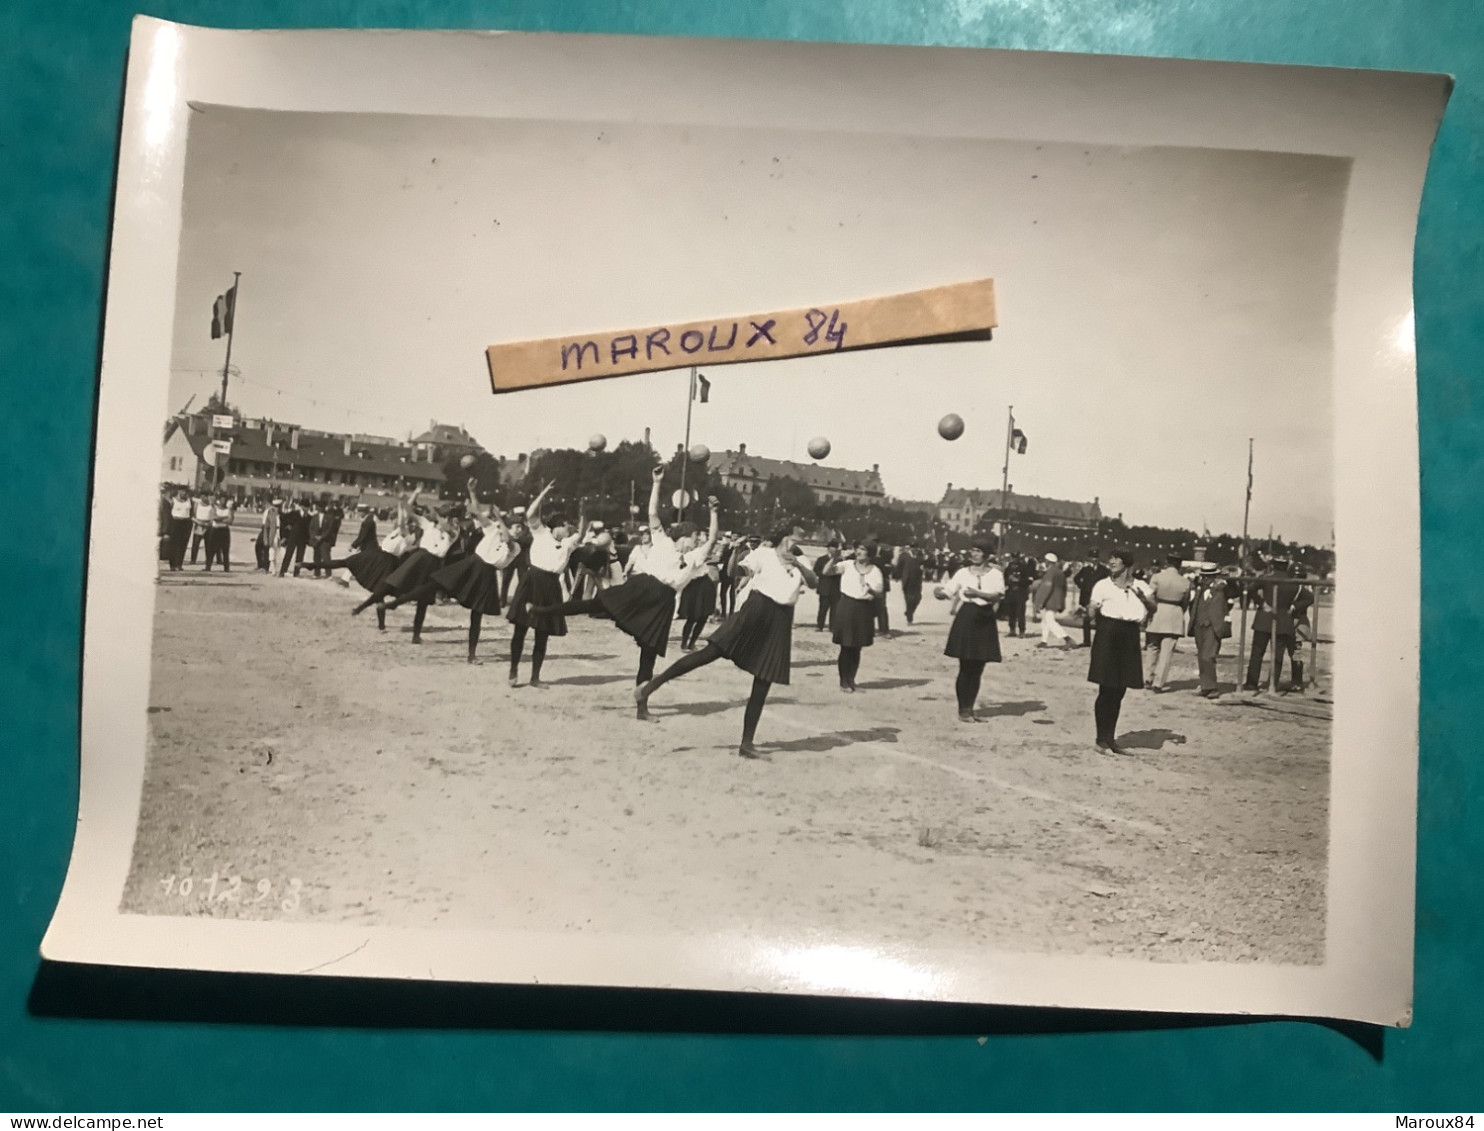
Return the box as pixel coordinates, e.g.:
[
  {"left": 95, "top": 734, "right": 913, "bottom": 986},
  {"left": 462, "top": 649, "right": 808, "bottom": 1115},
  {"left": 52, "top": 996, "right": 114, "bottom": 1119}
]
[
  {"left": 742, "top": 547, "right": 808, "bottom": 607},
  {"left": 1089, "top": 576, "right": 1153, "bottom": 622},
  {"left": 941, "top": 566, "right": 1005, "bottom": 607},
  {"left": 838, "top": 562, "right": 885, "bottom": 601},
  {"left": 381, "top": 530, "right": 409, "bottom": 556},
  {"left": 416, "top": 516, "right": 452, "bottom": 559},
  {"left": 528, "top": 526, "right": 577, "bottom": 574},
  {"left": 474, "top": 527, "right": 513, "bottom": 566},
  {"left": 170, "top": 499, "right": 192, "bottom": 519},
  {"left": 633, "top": 528, "right": 686, "bottom": 587}
]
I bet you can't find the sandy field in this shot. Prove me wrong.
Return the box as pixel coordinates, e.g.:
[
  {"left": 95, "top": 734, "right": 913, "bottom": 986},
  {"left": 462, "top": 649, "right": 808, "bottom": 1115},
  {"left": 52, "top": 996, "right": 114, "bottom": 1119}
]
[{"left": 121, "top": 523, "right": 1331, "bottom": 965}]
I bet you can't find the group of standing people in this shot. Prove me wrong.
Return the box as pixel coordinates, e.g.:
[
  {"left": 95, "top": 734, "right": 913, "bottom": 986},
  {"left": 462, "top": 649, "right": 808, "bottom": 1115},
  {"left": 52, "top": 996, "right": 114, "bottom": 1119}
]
[
  {"left": 159, "top": 488, "right": 236, "bottom": 572},
  {"left": 164, "top": 470, "right": 1319, "bottom": 762}
]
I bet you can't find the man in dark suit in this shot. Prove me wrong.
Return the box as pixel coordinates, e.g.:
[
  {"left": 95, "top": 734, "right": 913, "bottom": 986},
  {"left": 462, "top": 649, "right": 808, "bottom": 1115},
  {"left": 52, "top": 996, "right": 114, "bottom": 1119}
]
[
  {"left": 277, "top": 499, "right": 310, "bottom": 578},
  {"left": 1189, "top": 564, "right": 1232, "bottom": 697},
  {"left": 873, "top": 544, "right": 894, "bottom": 634},
  {"left": 350, "top": 504, "right": 378, "bottom": 553},
  {"left": 897, "top": 543, "right": 924, "bottom": 625},
  {"left": 309, "top": 501, "right": 335, "bottom": 578},
  {"left": 1001, "top": 555, "right": 1028, "bottom": 637},
  {"left": 1243, "top": 560, "right": 1312, "bottom": 691},
  {"left": 1073, "top": 552, "right": 1110, "bottom": 647},
  {"left": 813, "top": 541, "right": 842, "bottom": 631}
]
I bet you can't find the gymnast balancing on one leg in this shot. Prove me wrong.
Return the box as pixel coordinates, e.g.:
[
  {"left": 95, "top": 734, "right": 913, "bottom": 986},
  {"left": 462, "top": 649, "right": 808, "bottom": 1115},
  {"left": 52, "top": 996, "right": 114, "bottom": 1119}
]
[
  {"left": 384, "top": 478, "right": 518, "bottom": 663},
  {"left": 328, "top": 493, "right": 414, "bottom": 631},
  {"left": 634, "top": 525, "right": 817, "bottom": 760},
  {"left": 351, "top": 500, "right": 456, "bottom": 643},
  {"left": 531, "top": 465, "right": 719, "bottom": 688}
]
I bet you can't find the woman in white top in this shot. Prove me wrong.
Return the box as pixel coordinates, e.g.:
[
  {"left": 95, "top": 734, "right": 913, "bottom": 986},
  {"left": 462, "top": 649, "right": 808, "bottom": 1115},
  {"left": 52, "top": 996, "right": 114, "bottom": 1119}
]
[
  {"left": 386, "top": 479, "right": 516, "bottom": 663},
  {"left": 675, "top": 528, "right": 723, "bottom": 652},
  {"left": 932, "top": 542, "right": 1007, "bottom": 722},
  {"left": 531, "top": 466, "right": 718, "bottom": 689},
  {"left": 352, "top": 493, "right": 456, "bottom": 643},
  {"left": 636, "top": 524, "right": 817, "bottom": 760},
  {"left": 828, "top": 542, "right": 886, "bottom": 692},
  {"left": 505, "top": 480, "right": 586, "bottom": 687},
  {"left": 331, "top": 494, "right": 412, "bottom": 630},
  {"left": 166, "top": 490, "right": 193, "bottom": 571},
  {"left": 1086, "top": 549, "right": 1158, "bottom": 755}
]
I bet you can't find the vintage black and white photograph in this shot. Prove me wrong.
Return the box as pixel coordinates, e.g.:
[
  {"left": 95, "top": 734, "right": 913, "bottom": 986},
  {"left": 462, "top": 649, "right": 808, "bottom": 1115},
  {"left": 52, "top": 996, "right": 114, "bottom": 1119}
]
[{"left": 45, "top": 23, "right": 1440, "bottom": 1023}]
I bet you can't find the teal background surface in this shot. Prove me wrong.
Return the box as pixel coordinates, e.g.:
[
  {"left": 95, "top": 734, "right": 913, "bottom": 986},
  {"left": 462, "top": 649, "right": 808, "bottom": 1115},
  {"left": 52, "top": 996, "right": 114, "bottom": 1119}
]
[{"left": 2, "top": 0, "right": 1480, "bottom": 1111}]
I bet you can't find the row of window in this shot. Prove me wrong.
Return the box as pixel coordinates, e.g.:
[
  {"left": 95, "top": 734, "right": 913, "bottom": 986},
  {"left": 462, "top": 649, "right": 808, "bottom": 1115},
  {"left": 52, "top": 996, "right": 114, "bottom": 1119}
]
[{"left": 221, "top": 460, "right": 437, "bottom": 490}]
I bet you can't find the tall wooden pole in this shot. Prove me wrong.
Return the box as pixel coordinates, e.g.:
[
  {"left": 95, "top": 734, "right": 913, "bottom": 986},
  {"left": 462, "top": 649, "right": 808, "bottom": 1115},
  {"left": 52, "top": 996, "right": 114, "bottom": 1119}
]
[
  {"left": 219, "top": 271, "right": 241, "bottom": 409},
  {"left": 214, "top": 271, "right": 241, "bottom": 492},
  {"left": 677, "top": 366, "right": 696, "bottom": 522},
  {"left": 1237, "top": 438, "right": 1254, "bottom": 686},
  {"left": 1000, "top": 405, "right": 1014, "bottom": 554}
]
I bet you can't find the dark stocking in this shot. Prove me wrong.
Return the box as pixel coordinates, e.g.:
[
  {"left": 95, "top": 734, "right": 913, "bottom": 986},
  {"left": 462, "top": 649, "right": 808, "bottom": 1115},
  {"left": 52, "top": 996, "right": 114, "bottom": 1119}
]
[
  {"left": 741, "top": 677, "right": 772, "bottom": 744},
  {"left": 468, "top": 610, "right": 483, "bottom": 661},
  {"left": 410, "top": 600, "right": 430, "bottom": 643},
  {"left": 510, "top": 624, "right": 527, "bottom": 678},
  {"left": 352, "top": 584, "right": 392, "bottom": 615},
  {"left": 837, "top": 646, "right": 862, "bottom": 687},
  {"left": 636, "top": 645, "right": 658, "bottom": 686},
  {"left": 645, "top": 642, "right": 724, "bottom": 692},
  {"left": 956, "top": 659, "right": 986, "bottom": 713},
  {"left": 1094, "top": 684, "right": 1126, "bottom": 744},
  {"left": 530, "top": 631, "right": 549, "bottom": 682},
  {"left": 388, "top": 580, "right": 440, "bottom": 611}
]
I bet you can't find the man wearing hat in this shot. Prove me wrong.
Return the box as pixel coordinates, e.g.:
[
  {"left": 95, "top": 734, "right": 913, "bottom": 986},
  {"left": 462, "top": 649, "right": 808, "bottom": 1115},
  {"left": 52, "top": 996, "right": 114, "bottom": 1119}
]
[
  {"left": 255, "top": 497, "right": 281, "bottom": 572},
  {"left": 1037, "top": 552, "right": 1075, "bottom": 648},
  {"left": 1187, "top": 562, "right": 1231, "bottom": 697},
  {"left": 813, "top": 540, "right": 843, "bottom": 631},
  {"left": 897, "top": 542, "right": 925, "bottom": 626},
  {"left": 1243, "top": 559, "right": 1312, "bottom": 692},
  {"left": 1146, "top": 553, "right": 1192, "bottom": 690},
  {"left": 1073, "top": 550, "right": 1110, "bottom": 648},
  {"left": 499, "top": 504, "right": 532, "bottom": 604}
]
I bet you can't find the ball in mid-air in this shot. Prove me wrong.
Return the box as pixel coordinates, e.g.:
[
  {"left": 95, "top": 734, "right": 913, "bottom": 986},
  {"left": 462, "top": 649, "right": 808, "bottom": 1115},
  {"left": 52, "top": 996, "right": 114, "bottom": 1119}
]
[
  {"left": 459, "top": 454, "right": 477, "bottom": 469},
  {"left": 688, "top": 443, "right": 710, "bottom": 463},
  {"left": 588, "top": 433, "right": 607, "bottom": 452},
  {"left": 937, "top": 413, "right": 965, "bottom": 441},
  {"left": 807, "top": 436, "right": 831, "bottom": 460}
]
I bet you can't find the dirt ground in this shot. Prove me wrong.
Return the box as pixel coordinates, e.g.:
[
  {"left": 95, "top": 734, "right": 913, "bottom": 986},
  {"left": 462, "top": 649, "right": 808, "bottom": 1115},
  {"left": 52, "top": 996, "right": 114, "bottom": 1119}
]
[{"left": 122, "top": 525, "right": 1330, "bottom": 965}]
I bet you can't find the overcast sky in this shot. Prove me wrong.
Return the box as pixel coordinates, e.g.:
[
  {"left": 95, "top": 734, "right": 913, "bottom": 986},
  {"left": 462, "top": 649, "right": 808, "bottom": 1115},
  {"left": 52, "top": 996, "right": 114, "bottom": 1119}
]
[{"left": 170, "top": 109, "right": 1347, "bottom": 544}]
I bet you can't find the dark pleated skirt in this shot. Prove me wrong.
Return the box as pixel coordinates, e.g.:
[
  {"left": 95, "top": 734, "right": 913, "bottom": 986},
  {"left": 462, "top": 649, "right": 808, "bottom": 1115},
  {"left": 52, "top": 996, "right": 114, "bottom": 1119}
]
[
  {"left": 430, "top": 554, "right": 503, "bottom": 615},
  {"left": 1088, "top": 615, "right": 1144, "bottom": 688},
  {"left": 383, "top": 547, "right": 443, "bottom": 595},
  {"left": 945, "top": 602, "right": 1002, "bottom": 662},
  {"left": 707, "top": 590, "right": 794, "bottom": 685},
  {"left": 832, "top": 593, "right": 877, "bottom": 648},
  {"left": 596, "top": 573, "right": 677, "bottom": 654},
  {"left": 344, "top": 548, "right": 402, "bottom": 594},
  {"left": 677, "top": 573, "right": 718, "bottom": 620},
  {"left": 505, "top": 566, "right": 568, "bottom": 636}
]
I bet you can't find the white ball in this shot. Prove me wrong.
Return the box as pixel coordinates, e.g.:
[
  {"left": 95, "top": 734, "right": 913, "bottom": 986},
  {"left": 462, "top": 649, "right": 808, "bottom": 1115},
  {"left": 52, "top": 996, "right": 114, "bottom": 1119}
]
[
  {"left": 688, "top": 443, "right": 710, "bottom": 463},
  {"left": 807, "top": 436, "right": 831, "bottom": 460},
  {"left": 588, "top": 433, "right": 608, "bottom": 452}
]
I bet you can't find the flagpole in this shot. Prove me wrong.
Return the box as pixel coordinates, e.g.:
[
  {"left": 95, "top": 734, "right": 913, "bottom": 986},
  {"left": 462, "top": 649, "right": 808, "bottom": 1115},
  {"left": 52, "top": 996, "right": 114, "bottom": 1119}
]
[
  {"left": 677, "top": 366, "right": 696, "bottom": 522},
  {"left": 211, "top": 272, "right": 241, "bottom": 491},
  {"left": 1000, "top": 405, "right": 1014, "bottom": 554},
  {"left": 1237, "top": 438, "right": 1254, "bottom": 686},
  {"left": 219, "top": 271, "right": 241, "bottom": 409}
]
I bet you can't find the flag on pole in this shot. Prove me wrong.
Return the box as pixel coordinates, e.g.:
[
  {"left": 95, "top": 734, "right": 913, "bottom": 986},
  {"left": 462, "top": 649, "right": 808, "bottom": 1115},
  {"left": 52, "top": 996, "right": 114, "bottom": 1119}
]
[
  {"left": 211, "top": 283, "right": 238, "bottom": 340},
  {"left": 1011, "top": 427, "right": 1028, "bottom": 455},
  {"left": 695, "top": 373, "right": 711, "bottom": 403}
]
